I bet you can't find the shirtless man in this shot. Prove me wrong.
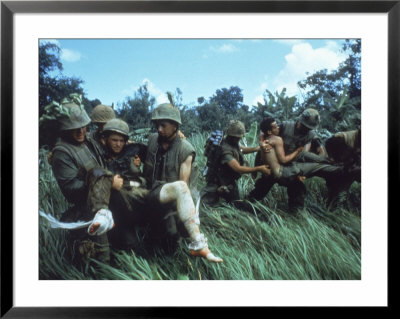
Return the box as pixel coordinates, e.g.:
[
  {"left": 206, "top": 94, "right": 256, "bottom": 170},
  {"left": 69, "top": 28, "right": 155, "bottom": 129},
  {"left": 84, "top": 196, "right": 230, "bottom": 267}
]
[{"left": 259, "top": 117, "right": 304, "bottom": 182}]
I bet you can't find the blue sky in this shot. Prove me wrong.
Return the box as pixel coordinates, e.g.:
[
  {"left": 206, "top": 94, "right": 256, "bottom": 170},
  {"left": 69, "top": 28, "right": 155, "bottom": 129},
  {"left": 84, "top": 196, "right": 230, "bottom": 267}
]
[{"left": 41, "top": 38, "right": 349, "bottom": 109}]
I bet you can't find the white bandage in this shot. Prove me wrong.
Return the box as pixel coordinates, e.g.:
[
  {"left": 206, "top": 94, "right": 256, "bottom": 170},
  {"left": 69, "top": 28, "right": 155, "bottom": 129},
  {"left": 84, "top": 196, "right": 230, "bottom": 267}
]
[
  {"left": 39, "top": 211, "right": 91, "bottom": 230},
  {"left": 87, "top": 209, "right": 114, "bottom": 236},
  {"left": 188, "top": 233, "right": 208, "bottom": 250}
]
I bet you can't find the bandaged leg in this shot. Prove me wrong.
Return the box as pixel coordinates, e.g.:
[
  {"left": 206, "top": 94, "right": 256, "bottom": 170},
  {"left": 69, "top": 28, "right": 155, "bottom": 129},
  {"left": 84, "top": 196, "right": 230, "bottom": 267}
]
[
  {"left": 88, "top": 209, "right": 115, "bottom": 236},
  {"left": 159, "top": 181, "right": 223, "bottom": 263}
]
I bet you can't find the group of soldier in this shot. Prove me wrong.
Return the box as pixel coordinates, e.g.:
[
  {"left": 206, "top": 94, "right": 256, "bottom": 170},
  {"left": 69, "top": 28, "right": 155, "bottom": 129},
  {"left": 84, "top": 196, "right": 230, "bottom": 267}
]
[
  {"left": 202, "top": 109, "right": 360, "bottom": 213},
  {"left": 202, "top": 108, "right": 361, "bottom": 213},
  {"left": 43, "top": 93, "right": 361, "bottom": 267},
  {"left": 46, "top": 94, "right": 222, "bottom": 266}
]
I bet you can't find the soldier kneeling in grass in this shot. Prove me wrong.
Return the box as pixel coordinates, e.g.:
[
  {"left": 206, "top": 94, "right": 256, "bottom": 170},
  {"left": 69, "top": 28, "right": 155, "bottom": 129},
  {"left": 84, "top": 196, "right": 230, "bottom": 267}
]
[
  {"left": 41, "top": 94, "right": 120, "bottom": 266},
  {"left": 143, "top": 103, "right": 223, "bottom": 263},
  {"left": 201, "top": 120, "right": 271, "bottom": 206},
  {"left": 324, "top": 127, "right": 361, "bottom": 200}
]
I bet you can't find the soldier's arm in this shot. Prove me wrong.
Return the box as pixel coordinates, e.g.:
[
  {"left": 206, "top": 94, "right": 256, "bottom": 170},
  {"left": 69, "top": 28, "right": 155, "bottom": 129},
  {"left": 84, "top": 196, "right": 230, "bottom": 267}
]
[
  {"left": 274, "top": 137, "right": 303, "bottom": 164},
  {"left": 227, "top": 158, "right": 270, "bottom": 176},
  {"left": 179, "top": 155, "right": 193, "bottom": 185},
  {"left": 240, "top": 145, "right": 261, "bottom": 154},
  {"left": 52, "top": 151, "right": 87, "bottom": 204}
]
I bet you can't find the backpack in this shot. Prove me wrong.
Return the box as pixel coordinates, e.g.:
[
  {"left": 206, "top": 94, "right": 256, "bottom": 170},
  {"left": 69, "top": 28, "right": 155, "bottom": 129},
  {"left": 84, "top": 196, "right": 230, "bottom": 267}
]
[{"left": 203, "top": 130, "right": 224, "bottom": 182}]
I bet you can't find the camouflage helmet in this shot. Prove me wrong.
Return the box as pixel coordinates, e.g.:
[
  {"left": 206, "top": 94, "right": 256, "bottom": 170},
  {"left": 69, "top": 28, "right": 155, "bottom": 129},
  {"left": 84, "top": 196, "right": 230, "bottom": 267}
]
[
  {"left": 299, "top": 108, "right": 320, "bottom": 130},
  {"left": 226, "top": 120, "right": 246, "bottom": 138},
  {"left": 103, "top": 118, "right": 129, "bottom": 138},
  {"left": 58, "top": 94, "right": 91, "bottom": 131},
  {"left": 151, "top": 103, "right": 182, "bottom": 125},
  {"left": 91, "top": 104, "right": 116, "bottom": 123}
]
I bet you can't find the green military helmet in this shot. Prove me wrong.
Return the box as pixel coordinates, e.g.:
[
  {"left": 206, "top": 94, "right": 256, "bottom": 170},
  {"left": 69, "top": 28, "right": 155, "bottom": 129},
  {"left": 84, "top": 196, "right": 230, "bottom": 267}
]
[
  {"left": 91, "top": 104, "right": 116, "bottom": 123},
  {"left": 226, "top": 120, "right": 246, "bottom": 138},
  {"left": 299, "top": 108, "right": 320, "bottom": 130},
  {"left": 59, "top": 102, "right": 91, "bottom": 131},
  {"left": 103, "top": 118, "right": 129, "bottom": 138},
  {"left": 151, "top": 103, "right": 182, "bottom": 125}
]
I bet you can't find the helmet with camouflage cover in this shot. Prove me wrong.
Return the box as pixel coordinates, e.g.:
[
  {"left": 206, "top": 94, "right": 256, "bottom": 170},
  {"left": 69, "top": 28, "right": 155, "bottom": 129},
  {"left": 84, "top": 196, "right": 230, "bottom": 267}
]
[
  {"left": 299, "top": 108, "right": 320, "bottom": 130},
  {"left": 58, "top": 94, "right": 91, "bottom": 131},
  {"left": 91, "top": 104, "right": 116, "bottom": 123},
  {"left": 225, "top": 120, "right": 246, "bottom": 138},
  {"left": 151, "top": 103, "right": 182, "bottom": 125},
  {"left": 103, "top": 118, "right": 129, "bottom": 138}
]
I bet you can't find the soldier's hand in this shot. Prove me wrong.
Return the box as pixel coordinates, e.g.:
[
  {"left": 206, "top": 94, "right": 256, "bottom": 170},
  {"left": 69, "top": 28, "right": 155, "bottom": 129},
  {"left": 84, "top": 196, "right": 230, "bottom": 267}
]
[
  {"left": 259, "top": 140, "right": 272, "bottom": 153},
  {"left": 259, "top": 165, "right": 271, "bottom": 176},
  {"left": 259, "top": 132, "right": 270, "bottom": 143},
  {"left": 133, "top": 155, "right": 141, "bottom": 167},
  {"left": 112, "top": 174, "right": 124, "bottom": 190},
  {"left": 296, "top": 146, "right": 304, "bottom": 153}
]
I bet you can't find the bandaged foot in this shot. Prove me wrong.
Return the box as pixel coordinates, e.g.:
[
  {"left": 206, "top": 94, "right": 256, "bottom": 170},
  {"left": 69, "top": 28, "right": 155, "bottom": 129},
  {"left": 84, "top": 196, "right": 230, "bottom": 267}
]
[
  {"left": 88, "top": 209, "right": 115, "bottom": 236},
  {"left": 188, "top": 233, "right": 223, "bottom": 263},
  {"left": 190, "top": 247, "right": 223, "bottom": 263}
]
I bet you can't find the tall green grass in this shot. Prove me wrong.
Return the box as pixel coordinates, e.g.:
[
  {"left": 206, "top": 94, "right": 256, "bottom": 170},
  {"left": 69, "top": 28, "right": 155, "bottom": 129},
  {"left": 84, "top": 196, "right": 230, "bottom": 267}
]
[{"left": 39, "top": 132, "right": 361, "bottom": 280}]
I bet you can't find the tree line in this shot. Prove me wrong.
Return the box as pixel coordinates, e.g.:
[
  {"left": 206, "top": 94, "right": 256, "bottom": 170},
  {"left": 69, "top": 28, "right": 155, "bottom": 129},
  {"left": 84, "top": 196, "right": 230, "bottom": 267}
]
[{"left": 39, "top": 39, "right": 360, "bottom": 147}]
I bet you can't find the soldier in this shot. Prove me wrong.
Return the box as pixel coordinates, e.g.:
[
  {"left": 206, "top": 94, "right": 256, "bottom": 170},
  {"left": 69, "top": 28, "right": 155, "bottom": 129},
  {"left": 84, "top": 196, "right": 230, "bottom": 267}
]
[
  {"left": 88, "top": 104, "right": 116, "bottom": 145},
  {"left": 250, "top": 108, "right": 345, "bottom": 212},
  {"left": 201, "top": 120, "right": 270, "bottom": 206},
  {"left": 325, "top": 127, "right": 361, "bottom": 187},
  {"left": 100, "top": 118, "right": 148, "bottom": 249},
  {"left": 48, "top": 94, "right": 123, "bottom": 265},
  {"left": 143, "top": 103, "right": 223, "bottom": 263}
]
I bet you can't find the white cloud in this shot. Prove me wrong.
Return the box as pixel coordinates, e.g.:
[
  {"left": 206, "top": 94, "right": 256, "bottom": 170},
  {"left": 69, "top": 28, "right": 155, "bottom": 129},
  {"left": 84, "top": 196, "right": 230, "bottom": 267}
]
[
  {"left": 122, "top": 79, "right": 169, "bottom": 105},
  {"left": 142, "top": 79, "right": 169, "bottom": 104},
  {"left": 60, "top": 48, "right": 82, "bottom": 62},
  {"left": 40, "top": 40, "right": 82, "bottom": 63},
  {"left": 272, "top": 41, "right": 347, "bottom": 97}
]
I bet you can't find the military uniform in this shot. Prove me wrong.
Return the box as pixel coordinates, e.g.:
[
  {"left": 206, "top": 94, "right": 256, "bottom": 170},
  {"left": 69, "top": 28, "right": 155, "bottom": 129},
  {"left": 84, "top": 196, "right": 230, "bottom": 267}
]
[
  {"left": 142, "top": 133, "right": 196, "bottom": 239},
  {"left": 52, "top": 137, "right": 113, "bottom": 265},
  {"left": 139, "top": 104, "right": 223, "bottom": 263},
  {"left": 143, "top": 102, "right": 197, "bottom": 241},
  {"left": 326, "top": 128, "right": 361, "bottom": 185},
  {"left": 105, "top": 143, "right": 149, "bottom": 249},
  {"left": 47, "top": 95, "right": 116, "bottom": 265},
  {"left": 98, "top": 119, "right": 149, "bottom": 250},
  {"left": 201, "top": 139, "right": 243, "bottom": 204}
]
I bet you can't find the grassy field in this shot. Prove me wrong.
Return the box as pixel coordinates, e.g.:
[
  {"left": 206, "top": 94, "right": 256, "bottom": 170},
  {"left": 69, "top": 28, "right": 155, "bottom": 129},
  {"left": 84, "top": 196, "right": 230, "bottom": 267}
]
[{"left": 39, "top": 132, "right": 361, "bottom": 280}]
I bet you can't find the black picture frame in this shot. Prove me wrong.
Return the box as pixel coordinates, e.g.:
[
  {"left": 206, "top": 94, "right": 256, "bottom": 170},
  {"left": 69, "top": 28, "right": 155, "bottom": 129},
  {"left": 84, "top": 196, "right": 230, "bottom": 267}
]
[{"left": 1, "top": 0, "right": 395, "bottom": 317}]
